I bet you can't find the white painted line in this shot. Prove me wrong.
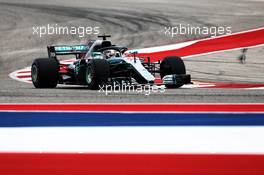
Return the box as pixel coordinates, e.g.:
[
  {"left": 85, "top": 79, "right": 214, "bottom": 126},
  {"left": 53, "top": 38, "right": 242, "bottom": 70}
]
[
  {"left": 0, "top": 126, "right": 264, "bottom": 154},
  {"left": 16, "top": 72, "right": 31, "bottom": 76},
  {"left": 181, "top": 84, "right": 215, "bottom": 89},
  {"left": 247, "top": 87, "right": 264, "bottom": 90},
  {"left": 21, "top": 77, "right": 32, "bottom": 81},
  {"left": 134, "top": 40, "right": 198, "bottom": 53}
]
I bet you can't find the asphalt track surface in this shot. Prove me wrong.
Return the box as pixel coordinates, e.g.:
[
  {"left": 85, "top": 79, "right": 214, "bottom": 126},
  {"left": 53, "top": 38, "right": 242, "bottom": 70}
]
[{"left": 0, "top": 0, "right": 264, "bottom": 103}]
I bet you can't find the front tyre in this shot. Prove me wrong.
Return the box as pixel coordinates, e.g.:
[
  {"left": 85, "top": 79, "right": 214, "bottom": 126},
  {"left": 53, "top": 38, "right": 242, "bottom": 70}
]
[
  {"left": 86, "top": 59, "right": 110, "bottom": 90},
  {"left": 160, "top": 56, "right": 186, "bottom": 88},
  {"left": 31, "top": 58, "right": 59, "bottom": 88}
]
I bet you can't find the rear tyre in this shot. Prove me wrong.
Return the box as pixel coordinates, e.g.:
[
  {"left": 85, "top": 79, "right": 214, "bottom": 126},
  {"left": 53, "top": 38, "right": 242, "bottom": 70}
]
[
  {"left": 86, "top": 59, "right": 110, "bottom": 90},
  {"left": 31, "top": 58, "right": 59, "bottom": 88},
  {"left": 160, "top": 56, "right": 186, "bottom": 88}
]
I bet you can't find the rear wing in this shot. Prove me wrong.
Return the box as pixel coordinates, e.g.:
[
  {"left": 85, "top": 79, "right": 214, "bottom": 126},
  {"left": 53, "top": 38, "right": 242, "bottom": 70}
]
[{"left": 47, "top": 45, "right": 89, "bottom": 59}]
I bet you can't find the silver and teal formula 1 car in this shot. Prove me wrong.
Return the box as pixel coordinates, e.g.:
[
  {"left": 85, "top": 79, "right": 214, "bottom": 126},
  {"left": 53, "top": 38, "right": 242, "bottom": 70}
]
[{"left": 31, "top": 35, "right": 191, "bottom": 89}]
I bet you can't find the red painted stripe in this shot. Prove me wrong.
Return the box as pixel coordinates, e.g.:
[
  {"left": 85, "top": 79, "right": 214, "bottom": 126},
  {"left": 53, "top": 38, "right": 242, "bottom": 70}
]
[
  {"left": 137, "top": 28, "right": 264, "bottom": 62},
  {"left": 17, "top": 75, "right": 31, "bottom": 79},
  {"left": 0, "top": 104, "right": 264, "bottom": 112},
  {"left": 206, "top": 83, "right": 264, "bottom": 89},
  {"left": 0, "top": 153, "right": 263, "bottom": 175},
  {"left": 17, "top": 71, "right": 31, "bottom": 74}
]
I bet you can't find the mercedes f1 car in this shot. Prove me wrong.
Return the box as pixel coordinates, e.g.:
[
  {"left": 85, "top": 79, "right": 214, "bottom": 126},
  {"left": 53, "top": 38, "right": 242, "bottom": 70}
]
[{"left": 31, "top": 35, "right": 191, "bottom": 89}]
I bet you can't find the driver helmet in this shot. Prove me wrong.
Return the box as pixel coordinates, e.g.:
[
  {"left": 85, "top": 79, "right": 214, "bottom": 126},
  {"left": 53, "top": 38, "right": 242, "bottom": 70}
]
[{"left": 105, "top": 50, "right": 116, "bottom": 59}]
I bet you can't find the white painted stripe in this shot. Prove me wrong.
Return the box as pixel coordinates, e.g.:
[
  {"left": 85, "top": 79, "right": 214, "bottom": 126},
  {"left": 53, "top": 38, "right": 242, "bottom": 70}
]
[
  {"left": 248, "top": 87, "right": 264, "bottom": 90},
  {"left": 16, "top": 72, "right": 31, "bottom": 76},
  {"left": 181, "top": 84, "right": 215, "bottom": 88},
  {"left": 21, "top": 77, "right": 32, "bottom": 81},
  {"left": 134, "top": 40, "right": 198, "bottom": 53},
  {"left": 0, "top": 127, "right": 264, "bottom": 154}
]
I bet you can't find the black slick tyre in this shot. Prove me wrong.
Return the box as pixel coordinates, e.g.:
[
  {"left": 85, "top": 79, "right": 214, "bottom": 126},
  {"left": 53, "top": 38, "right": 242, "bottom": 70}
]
[
  {"left": 31, "top": 58, "right": 59, "bottom": 88},
  {"left": 86, "top": 59, "right": 110, "bottom": 90},
  {"left": 160, "top": 56, "right": 186, "bottom": 88}
]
